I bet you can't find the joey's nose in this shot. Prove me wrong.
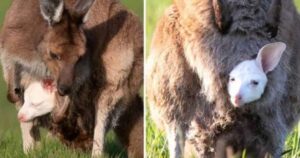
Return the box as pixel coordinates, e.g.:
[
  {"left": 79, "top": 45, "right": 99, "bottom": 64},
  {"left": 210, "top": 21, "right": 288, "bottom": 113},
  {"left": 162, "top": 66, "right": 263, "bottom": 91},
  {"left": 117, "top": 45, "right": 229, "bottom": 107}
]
[
  {"left": 234, "top": 95, "right": 242, "bottom": 105},
  {"left": 18, "top": 114, "right": 26, "bottom": 122},
  {"left": 58, "top": 85, "right": 71, "bottom": 96}
]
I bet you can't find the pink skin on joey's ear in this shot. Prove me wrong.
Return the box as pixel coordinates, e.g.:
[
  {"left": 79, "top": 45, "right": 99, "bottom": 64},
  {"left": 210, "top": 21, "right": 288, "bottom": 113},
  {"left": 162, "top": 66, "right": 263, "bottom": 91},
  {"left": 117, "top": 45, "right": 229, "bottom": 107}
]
[
  {"left": 42, "top": 79, "right": 56, "bottom": 92},
  {"left": 256, "top": 42, "right": 286, "bottom": 73}
]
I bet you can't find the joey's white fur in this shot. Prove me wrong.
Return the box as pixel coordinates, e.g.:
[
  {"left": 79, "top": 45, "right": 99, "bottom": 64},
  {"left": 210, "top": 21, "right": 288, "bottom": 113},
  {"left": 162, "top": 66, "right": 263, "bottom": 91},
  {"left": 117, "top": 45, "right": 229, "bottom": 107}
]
[
  {"left": 228, "top": 42, "right": 286, "bottom": 107},
  {"left": 18, "top": 81, "right": 56, "bottom": 122}
]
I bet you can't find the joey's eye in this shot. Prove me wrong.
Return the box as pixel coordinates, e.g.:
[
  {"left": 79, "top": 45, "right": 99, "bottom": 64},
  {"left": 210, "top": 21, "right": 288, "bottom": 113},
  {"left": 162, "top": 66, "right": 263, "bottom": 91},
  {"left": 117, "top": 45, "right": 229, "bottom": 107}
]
[
  {"left": 50, "top": 51, "right": 61, "bottom": 60},
  {"left": 31, "top": 102, "right": 39, "bottom": 107},
  {"left": 32, "top": 101, "right": 43, "bottom": 107},
  {"left": 230, "top": 78, "right": 235, "bottom": 82},
  {"left": 251, "top": 80, "right": 259, "bottom": 86}
]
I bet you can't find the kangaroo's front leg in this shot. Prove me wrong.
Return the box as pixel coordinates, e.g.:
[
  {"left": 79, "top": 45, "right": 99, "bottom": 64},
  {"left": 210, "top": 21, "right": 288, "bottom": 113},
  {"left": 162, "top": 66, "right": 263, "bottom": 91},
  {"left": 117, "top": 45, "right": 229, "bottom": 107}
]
[
  {"left": 92, "top": 86, "right": 124, "bottom": 157},
  {"left": 166, "top": 123, "right": 186, "bottom": 158}
]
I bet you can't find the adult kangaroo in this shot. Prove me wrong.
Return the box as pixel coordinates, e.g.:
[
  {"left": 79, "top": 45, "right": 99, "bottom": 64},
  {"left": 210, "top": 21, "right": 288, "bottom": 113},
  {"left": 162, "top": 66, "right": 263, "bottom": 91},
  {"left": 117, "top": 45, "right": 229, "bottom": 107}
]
[
  {"left": 147, "top": 0, "right": 300, "bottom": 157},
  {"left": 0, "top": 0, "right": 143, "bottom": 157}
]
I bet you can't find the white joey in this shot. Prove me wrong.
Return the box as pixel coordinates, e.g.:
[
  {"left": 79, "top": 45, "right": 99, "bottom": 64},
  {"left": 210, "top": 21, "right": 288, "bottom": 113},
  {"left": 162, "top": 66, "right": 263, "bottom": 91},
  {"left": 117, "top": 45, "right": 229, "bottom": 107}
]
[
  {"left": 228, "top": 42, "right": 286, "bottom": 107},
  {"left": 18, "top": 80, "right": 56, "bottom": 122}
]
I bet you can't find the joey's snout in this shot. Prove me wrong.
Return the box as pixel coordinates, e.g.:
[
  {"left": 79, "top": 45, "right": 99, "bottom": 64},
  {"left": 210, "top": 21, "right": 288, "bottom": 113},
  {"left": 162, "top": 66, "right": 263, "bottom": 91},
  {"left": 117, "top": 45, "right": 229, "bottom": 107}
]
[
  {"left": 231, "top": 94, "right": 244, "bottom": 107},
  {"left": 18, "top": 113, "right": 27, "bottom": 122},
  {"left": 234, "top": 95, "right": 242, "bottom": 104}
]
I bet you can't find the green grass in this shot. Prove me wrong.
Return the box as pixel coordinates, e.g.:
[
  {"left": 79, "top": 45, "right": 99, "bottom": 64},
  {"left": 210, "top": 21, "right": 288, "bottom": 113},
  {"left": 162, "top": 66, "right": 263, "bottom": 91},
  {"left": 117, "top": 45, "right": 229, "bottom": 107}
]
[
  {"left": 122, "top": 0, "right": 143, "bottom": 20},
  {"left": 145, "top": 1, "right": 171, "bottom": 157},
  {"left": 146, "top": 0, "right": 300, "bottom": 158},
  {"left": 0, "top": 0, "right": 142, "bottom": 157},
  {"left": 0, "top": 130, "right": 125, "bottom": 158}
]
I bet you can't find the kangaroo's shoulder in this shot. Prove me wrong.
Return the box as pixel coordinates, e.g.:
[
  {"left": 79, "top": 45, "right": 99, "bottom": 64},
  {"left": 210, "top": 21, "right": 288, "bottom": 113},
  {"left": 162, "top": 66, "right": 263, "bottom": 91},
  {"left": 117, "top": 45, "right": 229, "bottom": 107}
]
[{"left": 151, "top": 5, "right": 182, "bottom": 55}]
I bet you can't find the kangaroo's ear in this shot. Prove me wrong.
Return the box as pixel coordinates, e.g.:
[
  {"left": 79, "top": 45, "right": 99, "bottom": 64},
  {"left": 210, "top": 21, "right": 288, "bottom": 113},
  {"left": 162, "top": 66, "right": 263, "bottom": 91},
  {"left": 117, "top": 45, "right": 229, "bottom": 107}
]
[
  {"left": 212, "top": 0, "right": 232, "bottom": 34},
  {"left": 71, "top": 0, "right": 95, "bottom": 23},
  {"left": 40, "top": 0, "right": 64, "bottom": 25},
  {"left": 266, "top": 0, "right": 282, "bottom": 38},
  {"left": 256, "top": 42, "right": 286, "bottom": 73}
]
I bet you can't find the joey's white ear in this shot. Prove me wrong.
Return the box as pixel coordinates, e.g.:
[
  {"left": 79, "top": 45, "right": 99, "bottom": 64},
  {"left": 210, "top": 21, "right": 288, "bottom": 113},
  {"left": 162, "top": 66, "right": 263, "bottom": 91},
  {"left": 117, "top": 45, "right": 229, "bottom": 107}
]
[
  {"left": 40, "top": 0, "right": 64, "bottom": 25},
  {"left": 256, "top": 42, "right": 286, "bottom": 73}
]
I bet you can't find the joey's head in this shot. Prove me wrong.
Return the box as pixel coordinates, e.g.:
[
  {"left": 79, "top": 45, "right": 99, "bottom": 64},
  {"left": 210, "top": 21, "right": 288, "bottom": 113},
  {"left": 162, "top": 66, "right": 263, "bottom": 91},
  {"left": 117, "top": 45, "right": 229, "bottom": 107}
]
[
  {"left": 228, "top": 42, "right": 286, "bottom": 107},
  {"left": 39, "top": 0, "right": 94, "bottom": 96},
  {"left": 18, "top": 80, "right": 56, "bottom": 122}
]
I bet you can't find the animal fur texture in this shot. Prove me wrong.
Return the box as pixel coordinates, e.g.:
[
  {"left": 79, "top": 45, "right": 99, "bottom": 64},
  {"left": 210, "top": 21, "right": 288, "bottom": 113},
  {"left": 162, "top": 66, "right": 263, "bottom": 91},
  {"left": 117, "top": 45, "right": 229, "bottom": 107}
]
[
  {"left": 0, "top": 0, "right": 143, "bottom": 157},
  {"left": 147, "top": 0, "right": 300, "bottom": 157}
]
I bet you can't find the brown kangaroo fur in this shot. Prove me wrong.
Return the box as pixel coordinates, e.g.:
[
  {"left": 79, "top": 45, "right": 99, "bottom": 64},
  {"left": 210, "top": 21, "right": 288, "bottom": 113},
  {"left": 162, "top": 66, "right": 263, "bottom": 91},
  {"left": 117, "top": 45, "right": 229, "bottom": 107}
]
[
  {"left": 115, "top": 96, "right": 144, "bottom": 158},
  {"left": 147, "top": 0, "right": 300, "bottom": 157},
  {"left": 0, "top": 0, "right": 143, "bottom": 157}
]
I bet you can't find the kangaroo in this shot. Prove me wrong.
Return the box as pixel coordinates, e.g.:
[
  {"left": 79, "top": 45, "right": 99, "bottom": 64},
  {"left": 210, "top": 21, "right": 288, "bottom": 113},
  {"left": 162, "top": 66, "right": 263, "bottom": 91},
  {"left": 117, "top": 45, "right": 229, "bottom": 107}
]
[
  {"left": 0, "top": 0, "right": 143, "bottom": 157},
  {"left": 147, "top": 0, "right": 300, "bottom": 157},
  {"left": 38, "top": 0, "right": 143, "bottom": 157},
  {"left": 228, "top": 42, "right": 286, "bottom": 107}
]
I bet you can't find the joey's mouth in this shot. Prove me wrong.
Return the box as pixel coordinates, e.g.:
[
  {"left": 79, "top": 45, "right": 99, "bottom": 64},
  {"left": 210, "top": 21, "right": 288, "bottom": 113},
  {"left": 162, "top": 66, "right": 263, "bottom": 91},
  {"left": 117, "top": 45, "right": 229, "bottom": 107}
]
[
  {"left": 230, "top": 98, "right": 245, "bottom": 107},
  {"left": 232, "top": 103, "right": 243, "bottom": 107},
  {"left": 17, "top": 114, "right": 33, "bottom": 122}
]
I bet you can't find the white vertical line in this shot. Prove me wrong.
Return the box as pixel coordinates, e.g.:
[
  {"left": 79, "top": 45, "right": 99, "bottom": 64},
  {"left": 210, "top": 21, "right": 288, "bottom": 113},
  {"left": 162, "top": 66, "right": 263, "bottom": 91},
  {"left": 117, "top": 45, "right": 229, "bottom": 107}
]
[{"left": 143, "top": 0, "right": 147, "bottom": 157}]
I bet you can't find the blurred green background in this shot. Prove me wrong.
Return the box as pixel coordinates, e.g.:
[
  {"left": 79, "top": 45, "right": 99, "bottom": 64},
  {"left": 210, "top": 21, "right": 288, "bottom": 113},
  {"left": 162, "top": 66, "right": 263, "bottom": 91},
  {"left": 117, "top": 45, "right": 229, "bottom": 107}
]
[
  {"left": 0, "top": 0, "right": 142, "bottom": 157},
  {"left": 146, "top": 0, "right": 300, "bottom": 158}
]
